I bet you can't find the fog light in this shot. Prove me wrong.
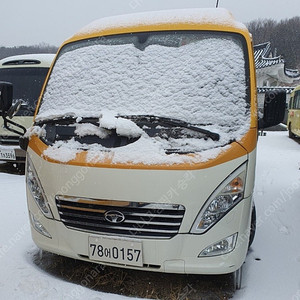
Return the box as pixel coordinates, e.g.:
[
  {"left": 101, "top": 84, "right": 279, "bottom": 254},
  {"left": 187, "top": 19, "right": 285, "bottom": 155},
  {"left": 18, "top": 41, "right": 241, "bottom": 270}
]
[
  {"left": 198, "top": 233, "right": 237, "bottom": 257},
  {"left": 30, "top": 212, "right": 52, "bottom": 238}
]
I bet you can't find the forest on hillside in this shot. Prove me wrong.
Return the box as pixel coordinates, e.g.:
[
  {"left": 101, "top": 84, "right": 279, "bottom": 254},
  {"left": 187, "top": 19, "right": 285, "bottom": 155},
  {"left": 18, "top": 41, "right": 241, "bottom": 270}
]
[
  {"left": 0, "top": 16, "right": 299, "bottom": 70},
  {"left": 247, "top": 16, "right": 300, "bottom": 69},
  {"left": 0, "top": 43, "right": 58, "bottom": 60}
]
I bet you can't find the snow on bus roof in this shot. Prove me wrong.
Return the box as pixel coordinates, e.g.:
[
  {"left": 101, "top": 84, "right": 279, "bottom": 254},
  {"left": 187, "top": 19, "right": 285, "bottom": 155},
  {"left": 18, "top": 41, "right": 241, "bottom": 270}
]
[{"left": 75, "top": 8, "right": 246, "bottom": 38}]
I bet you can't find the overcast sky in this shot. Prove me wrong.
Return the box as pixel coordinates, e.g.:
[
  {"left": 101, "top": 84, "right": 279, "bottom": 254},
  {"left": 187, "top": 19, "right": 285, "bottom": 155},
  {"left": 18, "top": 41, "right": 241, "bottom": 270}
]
[{"left": 1, "top": 0, "right": 299, "bottom": 47}]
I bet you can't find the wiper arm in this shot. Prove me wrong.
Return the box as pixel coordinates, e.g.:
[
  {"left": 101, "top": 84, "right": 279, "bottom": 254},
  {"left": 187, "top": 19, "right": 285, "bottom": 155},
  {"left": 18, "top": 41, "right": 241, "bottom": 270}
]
[
  {"left": 35, "top": 116, "right": 100, "bottom": 126},
  {"left": 120, "top": 114, "right": 220, "bottom": 141}
]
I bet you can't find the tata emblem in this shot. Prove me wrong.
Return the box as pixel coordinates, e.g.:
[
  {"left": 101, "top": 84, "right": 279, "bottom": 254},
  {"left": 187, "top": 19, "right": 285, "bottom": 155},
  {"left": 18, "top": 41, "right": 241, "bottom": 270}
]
[{"left": 104, "top": 210, "right": 125, "bottom": 224}]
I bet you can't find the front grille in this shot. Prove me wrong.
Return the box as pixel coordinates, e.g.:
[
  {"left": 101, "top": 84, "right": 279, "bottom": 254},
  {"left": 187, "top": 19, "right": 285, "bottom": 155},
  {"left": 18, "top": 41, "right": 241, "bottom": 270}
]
[{"left": 56, "top": 195, "right": 185, "bottom": 239}]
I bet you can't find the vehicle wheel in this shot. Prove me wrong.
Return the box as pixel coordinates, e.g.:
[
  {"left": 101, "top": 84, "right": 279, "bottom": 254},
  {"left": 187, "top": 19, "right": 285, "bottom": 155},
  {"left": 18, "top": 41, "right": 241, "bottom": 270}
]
[
  {"left": 248, "top": 204, "right": 256, "bottom": 248},
  {"left": 16, "top": 163, "right": 25, "bottom": 175},
  {"left": 233, "top": 265, "right": 243, "bottom": 290},
  {"left": 288, "top": 124, "right": 295, "bottom": 139}
]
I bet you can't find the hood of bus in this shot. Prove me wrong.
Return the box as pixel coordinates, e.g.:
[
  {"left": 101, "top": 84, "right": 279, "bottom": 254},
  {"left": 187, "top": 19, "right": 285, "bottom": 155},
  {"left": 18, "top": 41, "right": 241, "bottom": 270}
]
[
  {"left": 28, "top": 128, "right": 257, "bottom": 170},
  {"left": 27, "top": 128, "right": 257, "bottom": 232}
]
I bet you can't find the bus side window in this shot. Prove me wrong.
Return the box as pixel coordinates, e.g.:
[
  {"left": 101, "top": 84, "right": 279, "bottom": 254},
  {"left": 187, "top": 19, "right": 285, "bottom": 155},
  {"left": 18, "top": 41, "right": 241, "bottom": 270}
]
[
  {"left": 295, "top": 92, "right": 300, "bottom": 109},
  {"left": 289, "top": 96, "right": 293, "bottom": 109}
]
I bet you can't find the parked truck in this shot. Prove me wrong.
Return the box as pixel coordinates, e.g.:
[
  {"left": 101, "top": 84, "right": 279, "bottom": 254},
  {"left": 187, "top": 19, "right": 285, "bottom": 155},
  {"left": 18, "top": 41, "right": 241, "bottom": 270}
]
[{"left": 0, "top": 8, "right": 285, "bottom": 289}]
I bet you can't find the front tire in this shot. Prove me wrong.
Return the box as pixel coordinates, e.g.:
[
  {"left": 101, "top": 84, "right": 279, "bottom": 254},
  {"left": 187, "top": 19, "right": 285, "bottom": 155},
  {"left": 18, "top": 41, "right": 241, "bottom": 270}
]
[
  {"left": 233, "top": 265, "right": 243, "bottom": 290},
  {"left": 288, "top": 124, "right": 295, "bottom": 139},
  {"left": 15, "top": 163, "right": 25, "bottom": 175},
  {"left": 248, "top": 205, "right": 256, "bottom": 248}
]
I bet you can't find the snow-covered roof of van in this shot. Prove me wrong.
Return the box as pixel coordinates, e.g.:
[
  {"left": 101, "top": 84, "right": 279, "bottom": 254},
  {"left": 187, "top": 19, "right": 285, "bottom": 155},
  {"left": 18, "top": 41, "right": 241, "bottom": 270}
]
[
  {"left": 0, "top": 53, "right": 55, "bottom": 68},
  {"left": 75, "top": 8, "right": 246, "bottom": 38}
]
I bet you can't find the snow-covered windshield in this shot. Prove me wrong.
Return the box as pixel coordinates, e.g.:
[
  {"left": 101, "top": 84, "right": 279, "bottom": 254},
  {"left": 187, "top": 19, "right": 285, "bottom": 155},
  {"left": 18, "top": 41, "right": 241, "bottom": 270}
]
[
  {"left": 37, "top": 32, "right": 249, "bottom": 127},
  {"left": 35, "top": 31, "right": 251, "bottom": 164}
]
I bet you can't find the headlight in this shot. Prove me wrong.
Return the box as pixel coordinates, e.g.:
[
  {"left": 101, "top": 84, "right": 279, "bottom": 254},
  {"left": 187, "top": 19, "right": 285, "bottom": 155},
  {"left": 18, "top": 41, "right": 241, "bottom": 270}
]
[
  {"left": 191, "top": 164, "right": 246, "bottom": 234},
  {"left": 27, "top": 157, "right": 53, "bottom": 219}
]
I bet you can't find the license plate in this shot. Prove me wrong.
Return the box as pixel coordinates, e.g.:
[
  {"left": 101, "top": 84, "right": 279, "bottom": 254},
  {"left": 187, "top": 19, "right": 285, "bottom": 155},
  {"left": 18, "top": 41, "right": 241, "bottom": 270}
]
[
  {"left": 0, "top": 148, "right": 16, "bottom": 160},
  {"left": 88, "top": 236, "right": 143, "bottom": 267}
]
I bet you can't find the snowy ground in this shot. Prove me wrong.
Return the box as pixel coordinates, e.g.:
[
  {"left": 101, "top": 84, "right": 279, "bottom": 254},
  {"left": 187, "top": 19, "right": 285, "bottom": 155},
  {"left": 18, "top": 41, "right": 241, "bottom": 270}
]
[
  {"left": 235, "top": 131, "right": 300, "bottom": 300},
  {"left": 0, "top": 131, "right": 299, "bottom": 300}
]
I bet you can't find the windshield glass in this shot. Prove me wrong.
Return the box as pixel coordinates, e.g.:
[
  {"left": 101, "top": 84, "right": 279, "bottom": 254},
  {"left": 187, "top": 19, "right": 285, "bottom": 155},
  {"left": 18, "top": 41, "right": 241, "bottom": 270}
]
[
  {"left": 38, "top": 32, "right": 250, "bottom": 128},
  {"left": 0, "top": 67, "right": 49, "bottom": 115}
]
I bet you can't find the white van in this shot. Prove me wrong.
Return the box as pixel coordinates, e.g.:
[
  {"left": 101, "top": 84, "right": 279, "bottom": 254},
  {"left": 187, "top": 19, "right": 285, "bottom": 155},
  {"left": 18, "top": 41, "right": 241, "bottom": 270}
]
[
  {"left": 0, "top": 54, "right": 54, "bottom": 172},
  {"left": 1, "top": 9, "right": 285, "bottom": 289}
]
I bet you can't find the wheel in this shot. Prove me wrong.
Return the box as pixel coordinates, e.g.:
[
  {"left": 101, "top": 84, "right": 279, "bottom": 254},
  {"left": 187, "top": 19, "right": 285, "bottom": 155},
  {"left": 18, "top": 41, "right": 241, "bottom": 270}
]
[
  {"left": 248, "top": 204, "right": 256, "bottom": 248},
  {"left": 16, "top": 163, "right": 25, "bottom": 175},
  {"left": 288, "top": 124, "right": 295, "bottom": 139},
  {"left": 233, "top": 265, "right": 243, "bottom": 290}
]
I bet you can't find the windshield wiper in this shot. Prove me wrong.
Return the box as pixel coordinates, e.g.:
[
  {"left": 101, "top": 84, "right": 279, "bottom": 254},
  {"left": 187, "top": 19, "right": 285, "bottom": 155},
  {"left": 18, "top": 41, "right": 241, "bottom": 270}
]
[
  {"left": 120, "top": 114, "right": 220, "bottom": 141},
  {"left": 35, "top": 116, "right": 100, "bottom": 126}
]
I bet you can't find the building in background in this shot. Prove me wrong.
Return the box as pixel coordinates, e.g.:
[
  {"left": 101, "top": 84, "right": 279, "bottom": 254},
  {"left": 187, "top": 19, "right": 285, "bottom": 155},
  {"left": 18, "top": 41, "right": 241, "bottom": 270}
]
[
  {"left": 255, "top": 42, "right": 300, "bottom": 87},
  {"left": 254, "top": 42, "right": 300, "bottom": 123}
]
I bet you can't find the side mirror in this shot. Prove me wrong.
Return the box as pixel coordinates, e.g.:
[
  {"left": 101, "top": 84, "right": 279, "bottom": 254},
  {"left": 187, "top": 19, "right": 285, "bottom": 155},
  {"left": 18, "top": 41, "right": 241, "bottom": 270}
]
[
  {"left": 258, "top": 90, "right": 286, "bottom": 129},
  {"left": 0, "top": 81, "right": 26, "bottom": 135},
  {"left": 7, "top": 99, "right": 23, "bottom": 118},
  {"left": 0, "top": 81, "right": 13, "bottom": 114}
]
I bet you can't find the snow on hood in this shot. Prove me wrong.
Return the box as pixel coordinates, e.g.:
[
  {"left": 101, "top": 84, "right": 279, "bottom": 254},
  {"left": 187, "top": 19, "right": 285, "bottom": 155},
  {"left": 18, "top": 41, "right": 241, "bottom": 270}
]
[
  {"left": 39, "top": 111, "right": 240, "bottom": 166},
  {"left": 42, "top": 131, "right": 231, "bottom": 166}
]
